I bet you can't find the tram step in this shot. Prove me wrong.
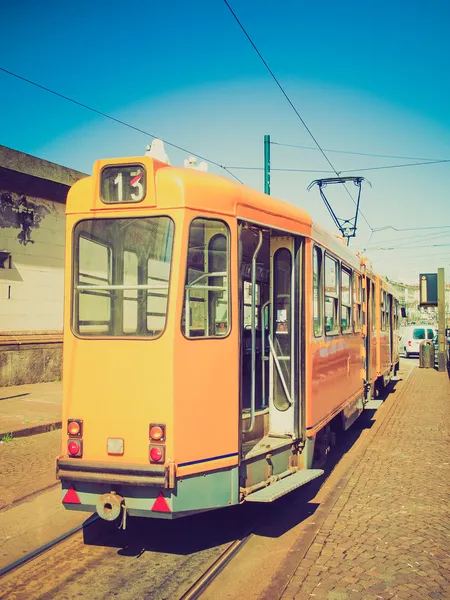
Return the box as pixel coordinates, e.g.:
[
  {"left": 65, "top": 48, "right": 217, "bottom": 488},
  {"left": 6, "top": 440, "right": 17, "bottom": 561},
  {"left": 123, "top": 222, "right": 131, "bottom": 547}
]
[
  {"left": 244, "top": 469, "right": 324, "bottom": 503},
  {"left": 364, "top": 399, "right": 383, "bottom": 410}
]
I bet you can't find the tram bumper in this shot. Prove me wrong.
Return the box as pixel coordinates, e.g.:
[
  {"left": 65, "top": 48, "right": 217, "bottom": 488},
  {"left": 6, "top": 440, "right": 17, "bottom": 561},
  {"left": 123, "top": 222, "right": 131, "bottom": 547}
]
[
  {"left": 56, "top": 458, "right": 170, "bottom": 488},
  {"left": 57, "top": 458, "right": 239, "bottom": 520}
]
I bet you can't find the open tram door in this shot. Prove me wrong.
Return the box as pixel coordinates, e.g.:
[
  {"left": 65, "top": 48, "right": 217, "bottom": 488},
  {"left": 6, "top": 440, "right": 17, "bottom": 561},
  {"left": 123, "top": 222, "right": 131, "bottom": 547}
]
[
  {"left": 239, "top": 226, "right": 300, "bottom": 447},
  {"left": 238, "top": 225, "right": 319, "bottom": 503},
  {"left": 268, "top": 235, "right": 300, "bottom": 438}
]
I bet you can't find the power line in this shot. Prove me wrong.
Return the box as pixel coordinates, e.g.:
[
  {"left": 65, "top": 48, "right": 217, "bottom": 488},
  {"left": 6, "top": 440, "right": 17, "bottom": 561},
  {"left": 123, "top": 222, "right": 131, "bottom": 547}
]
[
  {"left": 272, "top": 141, "right": 448, "bottom": 163},
  {"left": 341, "top": 159, "right": 450, "bottom": 173},
  {"left": 371, "top": 225, "right": 450, "bottom": 233},
  {"left": 227, "top": 159, "right": 450, "bottom": 174},
  {"left": 226, "top": 165, "right": 333, "bottom": 173},
  {"left": 0, "top": 66, "right": 244, "bottom": 184},
  {"left": 365, "top": 230, "right": 450, "bottom": 248},
  {"left": 367, "top": 243, "right": 450, "bottom": 251},
  {"left": 222, "top": 0, "right": 373, "bottom": 233}
]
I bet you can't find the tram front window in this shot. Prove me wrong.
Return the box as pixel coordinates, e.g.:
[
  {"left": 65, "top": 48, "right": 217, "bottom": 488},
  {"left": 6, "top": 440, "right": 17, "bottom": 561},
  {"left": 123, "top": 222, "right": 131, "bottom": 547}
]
[{"left": 73, "top": 217, "right": 174, "bottom": 337}]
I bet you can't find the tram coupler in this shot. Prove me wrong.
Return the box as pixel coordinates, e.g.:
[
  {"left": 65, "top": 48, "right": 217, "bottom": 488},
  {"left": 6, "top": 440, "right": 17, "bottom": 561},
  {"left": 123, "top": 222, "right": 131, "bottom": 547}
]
[{"left": 96, "top": 492, "right": 127, "bottom": 529}]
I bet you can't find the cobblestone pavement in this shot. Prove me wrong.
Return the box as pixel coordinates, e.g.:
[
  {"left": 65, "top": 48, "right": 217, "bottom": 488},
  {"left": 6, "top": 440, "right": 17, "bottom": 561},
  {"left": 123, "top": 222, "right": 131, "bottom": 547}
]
[
  {"left": 0, "top": 429, "right": 61, "bottom": 509},
  {"left": 280, "top": 368, "right": 450, "bottom": 600}
]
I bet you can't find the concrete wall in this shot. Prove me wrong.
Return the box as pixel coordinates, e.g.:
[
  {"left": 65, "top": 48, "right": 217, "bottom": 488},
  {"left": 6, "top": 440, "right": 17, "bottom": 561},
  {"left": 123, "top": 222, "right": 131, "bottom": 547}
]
[
  {"left": 0, "top": 194, "right": 66, "bottom": 331},
  {"left": 0, "top": 145, "right": 87, "bottom": 386}
]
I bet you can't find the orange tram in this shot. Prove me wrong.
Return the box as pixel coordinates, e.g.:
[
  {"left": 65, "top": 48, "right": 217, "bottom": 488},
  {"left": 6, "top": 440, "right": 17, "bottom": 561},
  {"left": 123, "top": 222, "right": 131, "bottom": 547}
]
[{"left": 56, "top": 151, "right": 400, "bottom": 526}]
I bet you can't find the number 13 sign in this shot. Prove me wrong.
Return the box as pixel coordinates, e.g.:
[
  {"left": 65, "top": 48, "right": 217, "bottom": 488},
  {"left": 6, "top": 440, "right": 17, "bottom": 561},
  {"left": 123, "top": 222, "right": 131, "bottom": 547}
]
[{"left": 101, "top": 165, "right": 146, "bottom": 203}]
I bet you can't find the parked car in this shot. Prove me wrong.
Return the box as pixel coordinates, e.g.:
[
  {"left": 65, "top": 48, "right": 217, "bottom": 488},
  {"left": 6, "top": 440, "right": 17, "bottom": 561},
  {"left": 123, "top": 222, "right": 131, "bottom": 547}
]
[{"left": 398, "top": 325, "right": 436, "bottom": 358}]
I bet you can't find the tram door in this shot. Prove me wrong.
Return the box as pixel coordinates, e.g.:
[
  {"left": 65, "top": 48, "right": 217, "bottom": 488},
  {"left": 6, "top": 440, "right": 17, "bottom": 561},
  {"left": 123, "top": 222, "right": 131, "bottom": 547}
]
[{"left": 268, "top": 236, "right": 300, "bottom": 437}]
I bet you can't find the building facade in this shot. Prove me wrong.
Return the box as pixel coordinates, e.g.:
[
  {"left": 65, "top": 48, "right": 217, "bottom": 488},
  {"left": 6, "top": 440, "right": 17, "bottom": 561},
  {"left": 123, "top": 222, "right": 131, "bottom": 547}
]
[{"left": 0, "top": 145, "right": 86, "bottom": 386}]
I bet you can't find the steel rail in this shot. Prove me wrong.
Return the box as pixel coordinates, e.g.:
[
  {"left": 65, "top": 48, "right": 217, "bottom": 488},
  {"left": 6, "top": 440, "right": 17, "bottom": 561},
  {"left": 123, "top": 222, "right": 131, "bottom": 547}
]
[
  {"left": 178, "top": 534, "right": 252, "bottom": 600},
  {"left": 0, "top": 514, "right": 99, "bottom": 578}
]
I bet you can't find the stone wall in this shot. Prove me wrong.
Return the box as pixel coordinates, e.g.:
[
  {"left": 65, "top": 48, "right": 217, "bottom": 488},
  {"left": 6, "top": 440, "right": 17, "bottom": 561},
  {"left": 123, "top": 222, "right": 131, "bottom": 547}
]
[{"left": 0, "top": 333, "right": 62, "bottom": 386}]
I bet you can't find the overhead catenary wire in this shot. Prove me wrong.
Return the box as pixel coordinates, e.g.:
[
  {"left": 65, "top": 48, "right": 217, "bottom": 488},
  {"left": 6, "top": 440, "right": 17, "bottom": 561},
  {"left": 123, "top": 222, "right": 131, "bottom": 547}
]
[
  {"left": 222, "top": 0, "right": 373, "bottom": 233},
  {"left": 271, "top": 141, "right": 449, "bottom": 163},
  {"left": 226, "top": 159, "right": 450, "bottom": 174},
  {"left": 0, "top": 66, "right": 244, "bottom": 184},
  {"left": 365, "top": 231, "right": 450, "bottom": 250}
]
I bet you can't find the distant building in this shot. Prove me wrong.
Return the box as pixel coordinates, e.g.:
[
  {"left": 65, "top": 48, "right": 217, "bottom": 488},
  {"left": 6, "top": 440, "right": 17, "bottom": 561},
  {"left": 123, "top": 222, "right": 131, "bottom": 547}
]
[
  {"left": 0, "top": 145, "right": 87, "bottom": 386},
  {"left": 390, "top": 279, "right": 450, "bottom": 325}
]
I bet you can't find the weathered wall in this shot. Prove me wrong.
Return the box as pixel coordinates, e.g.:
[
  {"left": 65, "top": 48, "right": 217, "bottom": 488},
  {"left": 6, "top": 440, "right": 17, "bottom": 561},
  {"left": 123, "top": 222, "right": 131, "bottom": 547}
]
[
  {"left": 0, "top": 145, "right": 87, "bottom": 386},
  {"left": 0, "top": 191, "right": 66, "bottom": 331}
]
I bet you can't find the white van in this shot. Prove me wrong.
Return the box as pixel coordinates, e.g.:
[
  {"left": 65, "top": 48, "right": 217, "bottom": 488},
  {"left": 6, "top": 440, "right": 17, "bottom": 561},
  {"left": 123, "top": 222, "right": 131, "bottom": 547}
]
[{"left": 398, "top": 325, "right": 436, "bottom": 358}]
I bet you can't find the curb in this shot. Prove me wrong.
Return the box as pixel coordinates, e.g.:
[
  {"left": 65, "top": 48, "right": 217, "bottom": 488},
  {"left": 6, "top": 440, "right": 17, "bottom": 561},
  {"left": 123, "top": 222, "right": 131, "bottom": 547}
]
[{"left": 0, "top": 421, "right": 62, "bottom": 440}]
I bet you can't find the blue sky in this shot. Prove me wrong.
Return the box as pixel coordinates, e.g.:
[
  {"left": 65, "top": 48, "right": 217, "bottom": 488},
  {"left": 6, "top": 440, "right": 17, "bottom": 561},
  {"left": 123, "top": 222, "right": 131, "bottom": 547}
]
[{"left": 1, "top": 0, "right": 449, "bottom": 283}]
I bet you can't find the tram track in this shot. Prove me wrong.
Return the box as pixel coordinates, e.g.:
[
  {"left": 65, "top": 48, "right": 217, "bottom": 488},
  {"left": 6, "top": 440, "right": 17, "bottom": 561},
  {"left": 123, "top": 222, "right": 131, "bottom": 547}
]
[
  {"left": 179, "top": 532, "right": 252, "bottom": 600},
  {"left": 0, "top": 514, "right": 99, "bottom": 578}
]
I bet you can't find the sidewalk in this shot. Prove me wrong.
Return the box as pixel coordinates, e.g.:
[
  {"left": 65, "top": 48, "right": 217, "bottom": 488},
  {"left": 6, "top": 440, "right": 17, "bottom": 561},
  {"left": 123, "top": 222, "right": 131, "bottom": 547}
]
[
  {"left": 0, "top": 381, "right": 62, "bottom": 438},
  {"left": 271, "top": 367, "right": 450, "bottom": 600}
]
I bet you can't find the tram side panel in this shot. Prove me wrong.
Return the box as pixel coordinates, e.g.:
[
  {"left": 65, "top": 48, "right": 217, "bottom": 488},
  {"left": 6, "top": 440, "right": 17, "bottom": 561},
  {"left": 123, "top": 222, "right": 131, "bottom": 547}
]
[
  {"left": 172, "top": 212, "right": 240, "bottom": 514},
  {"left": 307, "top": 241, "right": 365, "bottom": 457}
]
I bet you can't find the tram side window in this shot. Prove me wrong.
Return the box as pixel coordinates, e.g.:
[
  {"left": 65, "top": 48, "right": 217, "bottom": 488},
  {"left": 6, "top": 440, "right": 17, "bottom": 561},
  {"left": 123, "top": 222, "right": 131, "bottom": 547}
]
[
  {"left": 386, "top": 294, "right": 392, "bottom": 332},
  {"left": 371, "top": 282, "right": 376, "bottom": 332},
  {"left": 381, "top": 291, "right": 387, "bottom": 331},
  {"left": 313, "top": 246, "right": 323, "bottom": 336},
  {"left": 243, "top": 281, "right": 260, "bottom": 327},
  {"left": 324, "top": 255, "right": 339, "bottom": 334},
  {"left": 353, "top": 273, "right": 362, "bottom": 332},
  {"left": 341, "top": 267, "right": 352, "bottom": 333},
  {"left": 182, "top": 218, "right": 230, "bottom": 338}
]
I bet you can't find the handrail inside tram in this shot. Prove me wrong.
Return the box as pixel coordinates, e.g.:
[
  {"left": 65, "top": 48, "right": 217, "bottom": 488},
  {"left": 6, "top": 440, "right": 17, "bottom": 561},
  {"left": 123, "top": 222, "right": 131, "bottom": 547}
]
[
  {"left": 76, "top": 284, "right": 169, "bottom": 291},
  {"left": 267, "top": 334, "right": 293, "bottom": 408},
  {"left": 185, "top": 271, "right": 227, "bottom": 287},
  {"left": 184, "top": 271, "right": 227, "bottom": 337},
  {"left": 243, "top": 230, "right": 263, "bottom": 433}
]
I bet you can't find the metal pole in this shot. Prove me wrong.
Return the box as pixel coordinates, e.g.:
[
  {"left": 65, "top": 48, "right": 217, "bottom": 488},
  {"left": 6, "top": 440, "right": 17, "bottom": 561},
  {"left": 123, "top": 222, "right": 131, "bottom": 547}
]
[
  {"left": 264, "top": 134, "right": 270, "bottom": 195},
  {"left": 437, "top": 268, "right": 446, "bottom": 371}
]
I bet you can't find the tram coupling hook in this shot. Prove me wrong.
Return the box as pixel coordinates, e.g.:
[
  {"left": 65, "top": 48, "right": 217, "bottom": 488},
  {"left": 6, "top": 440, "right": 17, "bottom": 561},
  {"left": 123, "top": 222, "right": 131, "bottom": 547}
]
[{"left": 96, "top": 492, "right": 126, "bottom": 528}]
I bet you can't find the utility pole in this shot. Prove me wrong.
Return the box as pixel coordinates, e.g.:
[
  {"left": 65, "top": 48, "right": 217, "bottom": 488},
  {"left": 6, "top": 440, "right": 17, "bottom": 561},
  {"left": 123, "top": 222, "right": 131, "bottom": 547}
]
[
  {"left": 264, "top": 134, "right": 270, "bottom": 195},
  {"left": 437, "top": 268, "right": 446, "bottom": 372}
]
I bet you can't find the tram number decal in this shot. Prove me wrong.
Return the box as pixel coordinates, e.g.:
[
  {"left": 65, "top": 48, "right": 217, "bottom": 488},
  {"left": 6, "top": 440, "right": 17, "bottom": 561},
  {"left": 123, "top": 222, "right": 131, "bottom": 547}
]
[{"left": 101, "top": 165, "right": 146, "bottom": 203}]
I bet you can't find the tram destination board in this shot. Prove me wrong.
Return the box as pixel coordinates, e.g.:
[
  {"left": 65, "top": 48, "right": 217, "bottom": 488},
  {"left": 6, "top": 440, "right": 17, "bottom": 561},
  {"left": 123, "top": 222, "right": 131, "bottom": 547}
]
[{"left": 101, "top": 164, "right": 146, "bottom": 203}]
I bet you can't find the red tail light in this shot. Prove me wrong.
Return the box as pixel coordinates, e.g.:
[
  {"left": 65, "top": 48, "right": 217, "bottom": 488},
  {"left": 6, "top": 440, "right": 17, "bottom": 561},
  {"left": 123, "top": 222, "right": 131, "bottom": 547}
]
[
  {"left": 149, "top": 445, "right": 165, "bottom": 463},
  {"left": 408, "top": 341, "right": 412, "bottom": 346},
  {"left": 149, "top": 423, "right": 165, "bottom": 441},
  {"left": 68, "top": 439, "right": 83, "bottom": 457}
]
